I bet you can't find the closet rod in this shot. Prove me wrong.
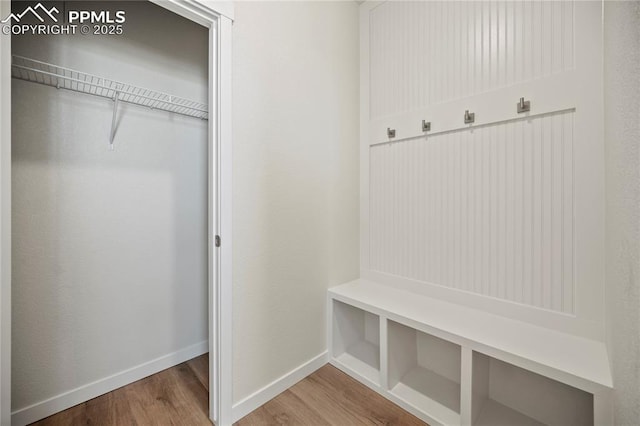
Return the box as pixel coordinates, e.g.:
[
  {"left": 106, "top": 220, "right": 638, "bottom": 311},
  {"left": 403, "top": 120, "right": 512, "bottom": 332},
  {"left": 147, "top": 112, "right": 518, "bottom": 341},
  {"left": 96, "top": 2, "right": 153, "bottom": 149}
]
[{"left": 11, "top": 55, "right": 208, "bottom": 120}]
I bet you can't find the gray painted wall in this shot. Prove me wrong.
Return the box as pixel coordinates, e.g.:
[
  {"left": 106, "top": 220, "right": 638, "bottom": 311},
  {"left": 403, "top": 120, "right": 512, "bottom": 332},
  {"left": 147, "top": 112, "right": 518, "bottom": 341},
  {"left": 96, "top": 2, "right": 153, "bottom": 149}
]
[
  {"left": 11, "top": 1, "right": 208, "bottom": 411},
  {"left": 604, "top": 1, "right": 640, "bottom": 425}
]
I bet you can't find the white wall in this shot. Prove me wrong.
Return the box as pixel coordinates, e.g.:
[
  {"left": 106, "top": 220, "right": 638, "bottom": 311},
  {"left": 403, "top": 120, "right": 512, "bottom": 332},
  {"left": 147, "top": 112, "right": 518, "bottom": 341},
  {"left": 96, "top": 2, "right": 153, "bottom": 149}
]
[
  {"left": 604, "top": 1, "right": 640, "bottom": 424},
  {"left": 232, "top": 1, "right": 359, "bottom": 404},
  {"left": 11, "top": 1, "right": 208, "bottom": 413}
]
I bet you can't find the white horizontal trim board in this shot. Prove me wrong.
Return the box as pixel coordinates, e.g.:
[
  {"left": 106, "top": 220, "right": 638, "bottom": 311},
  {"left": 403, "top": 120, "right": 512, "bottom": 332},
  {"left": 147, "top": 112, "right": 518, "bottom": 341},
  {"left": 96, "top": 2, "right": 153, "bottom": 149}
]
[
  {"left": 231, "top": 351, "right": 329, "bottom": 423},
  {"left": 11, "top": 340, "right": 208, "bottom": 426},
  {"left": 370, "top": 72, "right": 576, "bottom": 146},
  {"left": 363, "top": 268, "right": 601, "bottom": 342}
]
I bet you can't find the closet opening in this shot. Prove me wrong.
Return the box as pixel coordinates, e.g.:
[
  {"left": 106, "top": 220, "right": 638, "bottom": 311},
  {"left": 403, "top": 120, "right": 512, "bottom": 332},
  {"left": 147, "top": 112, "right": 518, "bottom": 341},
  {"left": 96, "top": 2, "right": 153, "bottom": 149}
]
[{"left": 0, "top": 1, "right": 232, "bottom": 424}]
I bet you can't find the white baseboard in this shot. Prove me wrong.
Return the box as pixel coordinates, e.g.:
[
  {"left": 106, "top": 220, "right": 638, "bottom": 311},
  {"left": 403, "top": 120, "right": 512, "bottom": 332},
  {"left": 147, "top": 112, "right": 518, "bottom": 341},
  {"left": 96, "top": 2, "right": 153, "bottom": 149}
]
[
  {"left": 232, "top": 351, "right": 329, "bottom": 423},
  {"left": 11, "top": 340, "right": 208, "bottom": 426}
]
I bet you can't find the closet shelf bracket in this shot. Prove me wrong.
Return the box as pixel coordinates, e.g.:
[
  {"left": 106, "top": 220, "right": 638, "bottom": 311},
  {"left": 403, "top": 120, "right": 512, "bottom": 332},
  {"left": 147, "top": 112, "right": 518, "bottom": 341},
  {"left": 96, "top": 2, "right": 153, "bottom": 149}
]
[
  {"left": 10, "top": 55, "right": 209, "bottom": 152},
  {"left": 110, "top": 91, "right": 121, "bottom": 151}
]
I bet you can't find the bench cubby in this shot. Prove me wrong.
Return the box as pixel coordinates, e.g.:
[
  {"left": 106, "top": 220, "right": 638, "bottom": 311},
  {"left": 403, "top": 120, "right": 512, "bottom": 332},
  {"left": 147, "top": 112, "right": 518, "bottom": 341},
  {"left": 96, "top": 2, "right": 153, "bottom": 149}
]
[
  {"left": 328, "top": 279, "right": 612, "bottom": 426},
  {"left": 388, "top": 320, "right": 461, "bottom": 425},
  {"left": 471, "top": 352, "right": 593, "bottom": 426},
  {"left": 331, "top": 299, "right": 380, "bottom": 385}
]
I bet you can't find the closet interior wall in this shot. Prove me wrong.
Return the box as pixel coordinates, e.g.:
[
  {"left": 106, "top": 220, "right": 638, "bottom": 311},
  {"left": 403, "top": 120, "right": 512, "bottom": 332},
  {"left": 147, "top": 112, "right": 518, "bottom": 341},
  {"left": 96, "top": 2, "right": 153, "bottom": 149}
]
[{"left": 11, "top": 0, "right": 208, "bottom": 417}]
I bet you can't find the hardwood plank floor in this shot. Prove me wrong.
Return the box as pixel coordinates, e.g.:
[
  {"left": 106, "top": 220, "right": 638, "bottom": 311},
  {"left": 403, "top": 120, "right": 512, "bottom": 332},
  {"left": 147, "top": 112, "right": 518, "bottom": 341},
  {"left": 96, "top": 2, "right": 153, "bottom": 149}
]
[
  {"left": 31, "top": 355, "right": 211, "bottom": 426},
  {"left": 187, "top": 354, "right": 209, "bottom": 392},
  {"left": 236, "top": 364, "right": 427, "bottom": 426},
  {"left": 30, "top": 354, "right": 426, "bottom": 426}
]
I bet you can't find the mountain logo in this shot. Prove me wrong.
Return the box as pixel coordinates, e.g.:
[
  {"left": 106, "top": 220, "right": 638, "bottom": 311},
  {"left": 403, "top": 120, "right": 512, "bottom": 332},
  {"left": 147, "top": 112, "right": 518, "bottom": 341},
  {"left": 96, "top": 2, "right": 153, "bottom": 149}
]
[{"left": 1, "top": 3, "right": 59, "bottom": 23}]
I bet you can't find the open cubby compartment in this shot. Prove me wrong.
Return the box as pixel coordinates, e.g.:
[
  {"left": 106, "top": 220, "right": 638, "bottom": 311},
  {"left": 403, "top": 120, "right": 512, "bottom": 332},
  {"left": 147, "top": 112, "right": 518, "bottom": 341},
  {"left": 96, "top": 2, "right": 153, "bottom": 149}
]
[
  {"left": 388, "top": 320, "right": 461, "bottom": 425},
  {"left": 471, "top": 352, "right": 594, "bottom": 426},
  {"left": 332, "top": 300, "right": 381, "bottom": 385}
]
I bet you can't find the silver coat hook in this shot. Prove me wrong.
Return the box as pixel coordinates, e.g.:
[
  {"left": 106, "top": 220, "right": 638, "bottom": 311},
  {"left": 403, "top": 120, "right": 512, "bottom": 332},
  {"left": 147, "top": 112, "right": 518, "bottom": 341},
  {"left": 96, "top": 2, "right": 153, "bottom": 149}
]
[
  {"left": 387, "top": 127, "right": 396, "bottom": 138},
  {"left": 422, "top": 120, "right": 431, "bottom": 132},
  {"left": 517, "top": 97, "right": 531, "bottom": 113},
  {"left": 464, "top": 110, "right": 475, "bottom": 124}
]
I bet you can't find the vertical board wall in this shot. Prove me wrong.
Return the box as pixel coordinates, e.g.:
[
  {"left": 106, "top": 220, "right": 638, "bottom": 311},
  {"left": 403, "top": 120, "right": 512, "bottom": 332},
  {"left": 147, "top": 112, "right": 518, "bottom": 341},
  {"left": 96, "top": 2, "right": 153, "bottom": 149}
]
[
  {"left": 11, "top": 1, "right": 209, "bottom": 415},
  {"left": 361, "top": 1, "right": 604, "bottom": 339}
]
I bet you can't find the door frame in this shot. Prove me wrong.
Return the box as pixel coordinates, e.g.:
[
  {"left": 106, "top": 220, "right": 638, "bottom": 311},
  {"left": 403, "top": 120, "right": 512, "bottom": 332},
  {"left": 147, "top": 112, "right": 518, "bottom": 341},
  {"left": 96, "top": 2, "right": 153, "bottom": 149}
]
[{"left": 0, "top": 1, "right": 234, "bottom": 425}]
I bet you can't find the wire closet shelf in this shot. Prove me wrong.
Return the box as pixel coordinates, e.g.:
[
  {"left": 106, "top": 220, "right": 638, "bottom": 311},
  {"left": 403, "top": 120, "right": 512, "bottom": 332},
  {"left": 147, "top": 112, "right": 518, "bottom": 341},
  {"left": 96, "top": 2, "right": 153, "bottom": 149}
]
[{"left": 11, "top": 55, "right": 208, "bottom": 120}]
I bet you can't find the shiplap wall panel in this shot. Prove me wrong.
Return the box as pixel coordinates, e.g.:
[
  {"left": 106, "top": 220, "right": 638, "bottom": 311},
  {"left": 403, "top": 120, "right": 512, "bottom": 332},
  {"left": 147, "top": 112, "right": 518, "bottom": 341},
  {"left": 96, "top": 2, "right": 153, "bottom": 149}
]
[
  {"left": 369, "top": 1, "right": 574, "bottom": 120},
  {"left": 369, "top": 112, "right": 574, "bottom": 313}
]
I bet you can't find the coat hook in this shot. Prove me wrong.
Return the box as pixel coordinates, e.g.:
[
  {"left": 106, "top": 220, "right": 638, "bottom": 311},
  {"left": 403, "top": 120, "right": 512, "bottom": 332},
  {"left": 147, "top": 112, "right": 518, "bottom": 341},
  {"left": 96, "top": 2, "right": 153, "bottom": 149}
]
[
  {"left": 422, "top": 120, "right": 431, "bottom": 132},
  {"left": 464, "top": 110, "right": 475, "bottom": 124},
  {"left": 387, "top": 127, "right": 396, "bottom": 138},
  {"left": 517, "top": 97, "right": 531, "bottom": 113}
]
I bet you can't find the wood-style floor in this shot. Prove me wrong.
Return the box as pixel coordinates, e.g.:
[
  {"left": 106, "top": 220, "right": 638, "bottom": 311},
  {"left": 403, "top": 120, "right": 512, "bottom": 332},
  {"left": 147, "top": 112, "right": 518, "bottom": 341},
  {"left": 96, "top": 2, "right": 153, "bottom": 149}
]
[
  {"left": 31, "top": 354, "right": 426, "bottom": 425},
  {"left": 31, "top": 355, "right": 210, "bottom": 426},
  {"left": 235, "top": 363, "right": 426, "bottom": 426}
]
